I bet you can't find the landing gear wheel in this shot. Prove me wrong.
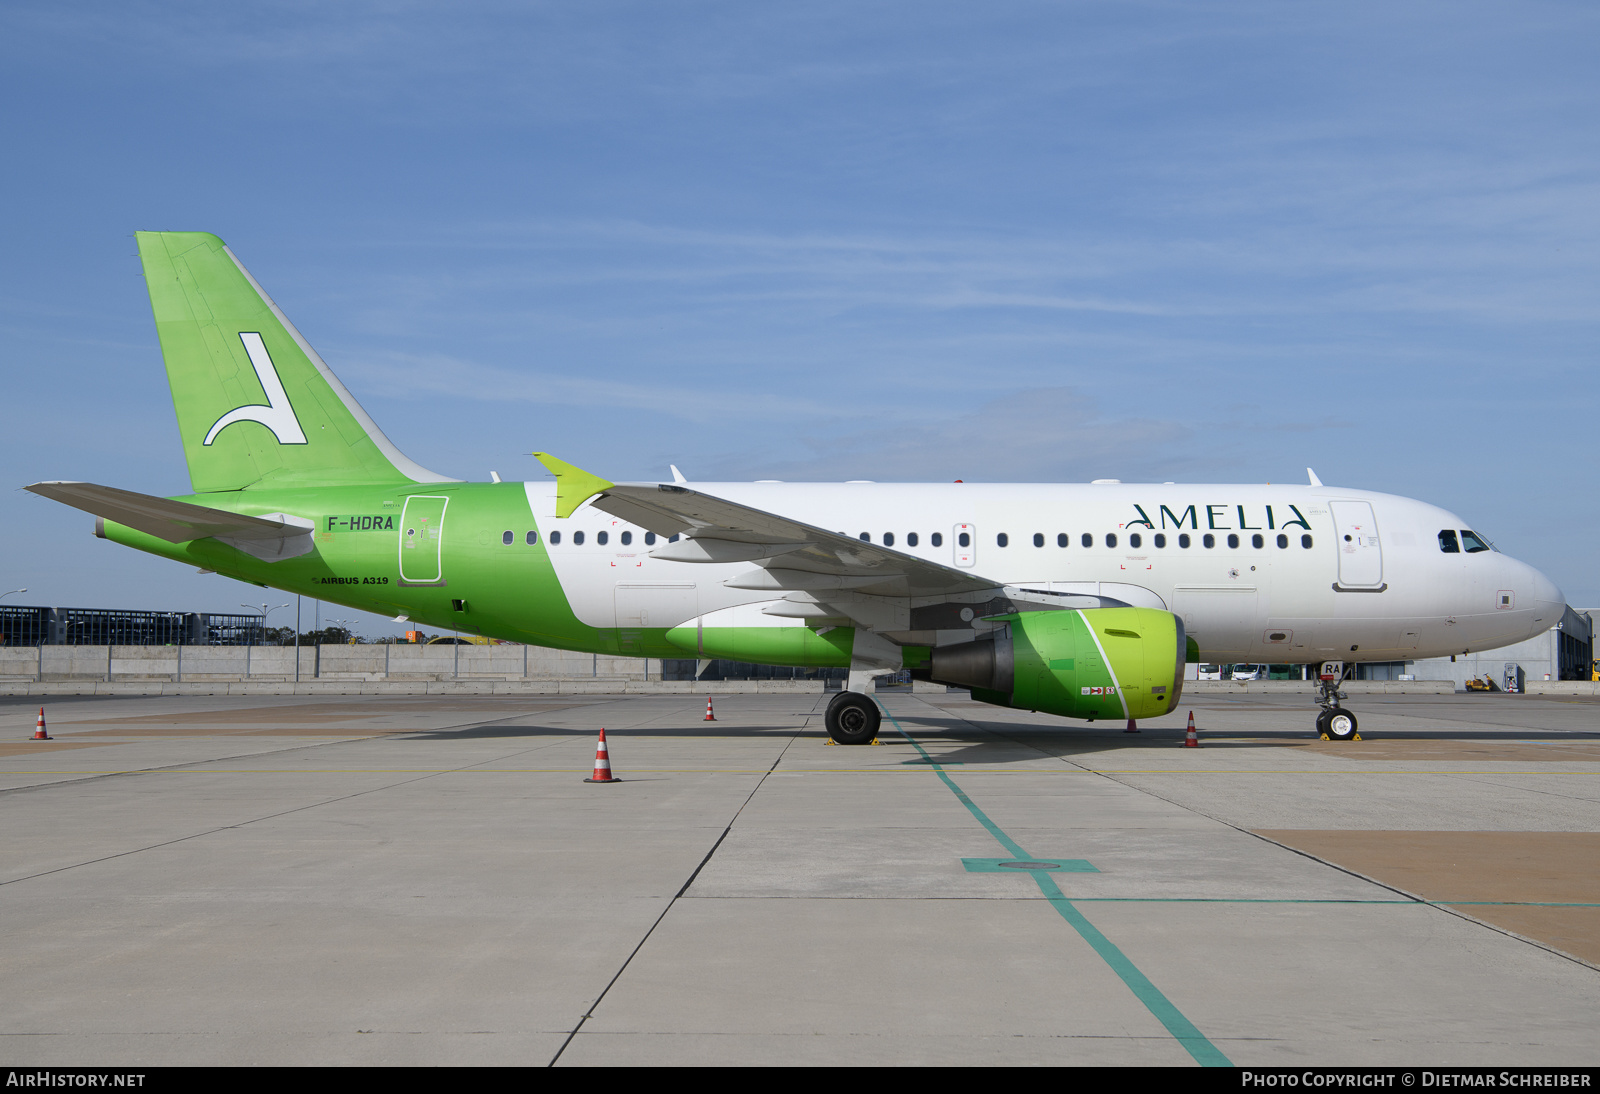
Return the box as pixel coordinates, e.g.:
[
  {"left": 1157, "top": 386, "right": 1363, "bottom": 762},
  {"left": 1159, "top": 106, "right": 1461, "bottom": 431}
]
[
  {"left": 1325, "top": 708, "right": 1358, "bottom": 742},
  {"left": 825, "top": 691, "right": 880, "bottom": 745}
]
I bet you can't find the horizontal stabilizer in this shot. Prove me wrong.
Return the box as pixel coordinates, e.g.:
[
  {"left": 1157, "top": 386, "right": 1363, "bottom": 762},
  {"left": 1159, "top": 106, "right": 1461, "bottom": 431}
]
[{"left": 26, "top": 482, "right": 314, "bottom": 560}]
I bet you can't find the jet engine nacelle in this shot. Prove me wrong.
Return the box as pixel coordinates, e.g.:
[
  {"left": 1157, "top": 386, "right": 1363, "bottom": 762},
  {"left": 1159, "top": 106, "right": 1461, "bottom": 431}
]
[{"left": 923, "top": 607, "right": 1185, "bottom": 721}]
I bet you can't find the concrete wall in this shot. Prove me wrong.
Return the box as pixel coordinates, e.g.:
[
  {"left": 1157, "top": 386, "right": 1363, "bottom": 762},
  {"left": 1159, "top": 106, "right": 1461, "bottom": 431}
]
[{"left": 0, "top": 643, "right": 663, "bottom": 684}]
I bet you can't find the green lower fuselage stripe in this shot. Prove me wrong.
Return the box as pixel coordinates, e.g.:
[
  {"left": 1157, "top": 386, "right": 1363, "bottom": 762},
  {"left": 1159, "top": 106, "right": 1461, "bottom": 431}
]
[{"left": 879, "top": 704, "right": 1233, "bottom": 1067}]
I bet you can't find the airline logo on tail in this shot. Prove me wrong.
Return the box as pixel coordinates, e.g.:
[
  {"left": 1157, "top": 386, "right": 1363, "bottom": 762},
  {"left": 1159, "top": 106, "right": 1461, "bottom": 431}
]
[{"left": 203, "top": 332, "right": 307, "bottom": 446}]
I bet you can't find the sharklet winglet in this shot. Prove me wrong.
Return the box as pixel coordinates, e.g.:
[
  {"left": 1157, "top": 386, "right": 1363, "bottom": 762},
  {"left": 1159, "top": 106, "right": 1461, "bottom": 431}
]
[{"left": 532, "top": 453, "right": 614, "bottom": 518}]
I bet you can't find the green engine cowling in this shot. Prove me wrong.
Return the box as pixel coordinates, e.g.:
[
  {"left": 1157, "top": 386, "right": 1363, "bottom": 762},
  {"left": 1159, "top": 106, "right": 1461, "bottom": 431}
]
[{"left": 923, "top": 607, "right": 1185, "bottom": 721}]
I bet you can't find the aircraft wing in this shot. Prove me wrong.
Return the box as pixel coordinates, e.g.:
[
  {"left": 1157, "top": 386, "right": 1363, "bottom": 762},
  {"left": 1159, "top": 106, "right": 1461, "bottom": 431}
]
[
  {"left": 591, "top": 481, "right": 999, "bottom": 600},
  {"left": 535, "top": 453, "right": 1135, "bottom": 636},
  {"left": 25, "top": 481, "right": 315, "bottom": 560}
]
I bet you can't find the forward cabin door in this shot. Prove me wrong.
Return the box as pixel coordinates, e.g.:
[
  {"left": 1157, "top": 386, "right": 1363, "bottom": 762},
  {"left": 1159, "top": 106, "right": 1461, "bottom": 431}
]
[
  {"left": 1329, "top": 500, "right": 1383, "bottom": 588},
  {"left": 398, "top": 495, "right": 449, "bottom": 586}
]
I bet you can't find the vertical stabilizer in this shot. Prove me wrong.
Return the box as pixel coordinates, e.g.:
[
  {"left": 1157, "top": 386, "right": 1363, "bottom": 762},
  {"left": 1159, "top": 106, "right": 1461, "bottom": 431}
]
[{"left": 136, "top": 231, "right": 455, "bottom": 492}]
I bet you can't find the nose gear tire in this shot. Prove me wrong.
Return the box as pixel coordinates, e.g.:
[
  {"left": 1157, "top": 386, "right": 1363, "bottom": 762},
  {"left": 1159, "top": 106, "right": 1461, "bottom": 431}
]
[{"left": 1326, "top": 708, "right": 1358, "bottom": 741}]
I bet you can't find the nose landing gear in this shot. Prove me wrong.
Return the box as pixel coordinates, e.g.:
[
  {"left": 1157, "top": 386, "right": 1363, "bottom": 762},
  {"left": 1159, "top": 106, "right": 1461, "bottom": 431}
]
[{"left": 1315, "top": 661, "right": 1361, "bottom": 741}]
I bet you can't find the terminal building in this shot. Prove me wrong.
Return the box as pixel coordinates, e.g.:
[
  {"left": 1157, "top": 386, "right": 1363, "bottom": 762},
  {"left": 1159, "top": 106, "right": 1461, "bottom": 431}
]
[{"left": 0, "top": 605, "right": 263, "bottom": 647}]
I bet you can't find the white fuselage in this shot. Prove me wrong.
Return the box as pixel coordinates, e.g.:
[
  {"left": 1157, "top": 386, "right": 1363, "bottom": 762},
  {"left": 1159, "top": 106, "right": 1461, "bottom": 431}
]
[{"left": 528, "top": 480, "right": 1564, "bottom": 663}]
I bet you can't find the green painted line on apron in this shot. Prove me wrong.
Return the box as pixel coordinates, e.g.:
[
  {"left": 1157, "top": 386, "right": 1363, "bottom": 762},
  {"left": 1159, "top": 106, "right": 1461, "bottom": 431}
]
[
  {"left": 892, "top": 719, "right": 1030, "bottom": 859},
  {"left": 1050, "top": 897, "right": 1418, "bottom": 904},
  {"left": 879, "top": 704, "right": 1233, "bottom": 1068}
]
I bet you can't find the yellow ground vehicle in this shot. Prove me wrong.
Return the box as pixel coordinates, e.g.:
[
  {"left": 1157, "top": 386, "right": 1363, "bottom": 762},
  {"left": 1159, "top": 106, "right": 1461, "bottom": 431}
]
[{"left": 1465, "top": 675, "right": 1497, "bottom": 692}]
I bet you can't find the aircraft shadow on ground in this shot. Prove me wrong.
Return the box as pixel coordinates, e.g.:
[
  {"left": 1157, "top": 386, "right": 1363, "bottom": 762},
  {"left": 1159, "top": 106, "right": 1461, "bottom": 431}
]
[
  {"left": 878, "top": 715, "right": 1600, "bottom": 764},
  {"left": 394, "top": 717, "right": 1600, "bottom": 753},
  {"left": 397, "top": 723, "right": 830, "bottom": 740}
]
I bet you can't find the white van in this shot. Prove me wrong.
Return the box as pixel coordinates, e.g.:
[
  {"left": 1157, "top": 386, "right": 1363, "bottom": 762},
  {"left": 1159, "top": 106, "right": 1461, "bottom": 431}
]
[
  {"left": 1196, "top": 664, "right": 1224, "bottom": 681},
  {"left": 1230, "top": 664, "right": 1266, "bottom": 681}
]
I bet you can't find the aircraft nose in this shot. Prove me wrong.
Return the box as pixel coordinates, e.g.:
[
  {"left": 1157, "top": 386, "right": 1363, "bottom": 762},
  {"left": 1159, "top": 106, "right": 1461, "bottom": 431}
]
[{"left": 1520, "top": 561, "right": 1565, "bottom": 627}]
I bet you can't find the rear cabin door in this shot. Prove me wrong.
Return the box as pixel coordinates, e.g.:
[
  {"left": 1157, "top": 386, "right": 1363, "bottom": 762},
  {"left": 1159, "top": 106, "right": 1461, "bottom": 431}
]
[
  {"left": 398, "top": 495, "right": 449, "bottom": 586},
  {"left": 1329, "top": 500, "right": 1383, "bottom": 588}
]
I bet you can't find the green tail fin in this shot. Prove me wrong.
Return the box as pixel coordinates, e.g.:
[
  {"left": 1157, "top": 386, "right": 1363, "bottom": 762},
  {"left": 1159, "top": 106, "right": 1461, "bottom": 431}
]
[{"left": 136, "top": 231, "right": 455, "bottom": 493}]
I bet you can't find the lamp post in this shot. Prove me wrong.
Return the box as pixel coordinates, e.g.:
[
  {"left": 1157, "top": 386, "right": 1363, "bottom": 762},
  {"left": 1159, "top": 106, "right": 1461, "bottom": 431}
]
[
  {"left": 241, "top": 603, "right": 290, "bottom": 644},
  {"left": 0, "top": 589, "right": 24, "bottom": 647}
]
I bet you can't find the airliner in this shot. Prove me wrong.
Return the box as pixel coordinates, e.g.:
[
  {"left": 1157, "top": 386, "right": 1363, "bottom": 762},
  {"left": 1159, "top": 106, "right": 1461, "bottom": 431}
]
[{"left": 26, "top": 232, "right": 1565, "bottom": 744}]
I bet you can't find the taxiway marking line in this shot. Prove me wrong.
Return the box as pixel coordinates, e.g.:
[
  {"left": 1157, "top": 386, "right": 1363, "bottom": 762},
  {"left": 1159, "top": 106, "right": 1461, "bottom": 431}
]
[{"left": 879, "top": 705, "right": 1233, "bottom": 1068}]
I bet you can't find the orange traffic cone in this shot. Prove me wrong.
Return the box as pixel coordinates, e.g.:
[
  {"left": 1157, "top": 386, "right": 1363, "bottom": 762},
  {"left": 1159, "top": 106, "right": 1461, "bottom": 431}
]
[
  {"left": 584, "top": 728, "right": 619, "bottom": 783},
  {"left": 1181, "top": 711, "right": 1199, "bottom": 748},
  {"left": 1123, "top": 718, "right": 1139, "bottom": 734},
  {"left": 32, "top": 707, "right": 50, "bottom": 741},
  {"left": 704, "top": 697, "right": 716, "bottom": 722}
]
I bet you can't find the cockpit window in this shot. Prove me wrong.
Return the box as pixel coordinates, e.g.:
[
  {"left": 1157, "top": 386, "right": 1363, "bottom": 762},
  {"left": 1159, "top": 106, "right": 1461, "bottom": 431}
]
[
  {"left": 1438, "top": 530, "right": 1459, "bottom": 553},
  {"left": 1460, "top": 530, "right": 1492, "bottom": 553}
]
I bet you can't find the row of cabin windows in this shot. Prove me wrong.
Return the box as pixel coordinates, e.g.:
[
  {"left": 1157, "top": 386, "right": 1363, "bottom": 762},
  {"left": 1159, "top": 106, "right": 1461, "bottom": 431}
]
[
  {"left": 861, "top": 531, "right": 950, "bottom": 547},
  {"left": 500, "top": 530, "right": 682, "bottom": 547},
  {"left": 859, "top": 531, "right": 1315, "bottom": 550},
  {"left": 505, "top": 527, "right": 1319, "bottom": 551}
]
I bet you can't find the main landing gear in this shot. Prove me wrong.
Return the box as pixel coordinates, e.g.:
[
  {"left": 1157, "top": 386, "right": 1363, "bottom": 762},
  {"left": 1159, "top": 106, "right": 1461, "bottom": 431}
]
[
  {"left": 825, "top": 691, "right": 881, "bottom": 745},
  {"left": 1314, "top": 662, "right": 1360, "bottom": 742}
]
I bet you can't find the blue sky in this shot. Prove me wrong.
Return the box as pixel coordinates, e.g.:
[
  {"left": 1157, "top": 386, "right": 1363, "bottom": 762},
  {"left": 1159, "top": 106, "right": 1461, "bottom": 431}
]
[{"left": 3, "top": 1, "right": 1597, "bottom": 633}]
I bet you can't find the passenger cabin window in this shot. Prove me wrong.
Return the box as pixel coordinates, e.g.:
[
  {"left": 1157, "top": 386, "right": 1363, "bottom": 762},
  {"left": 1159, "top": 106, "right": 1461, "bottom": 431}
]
[
  {"left": 958, "top": 532, "right": 970, "bottom": 547},
  {"left": 526, "top": 530, "right": 538, "bottom": 545},
  {"left": 1106, "top": 533, "right": 1118, "bottom": 548},
  {"left": 907, "top": 532, "right": 919, "bottom": 547},
  {"left": 644, "top": 532, "right": 657, "bottom": 545},
  {"left": 931, "top": 532, "right": 943, "bottom": 547},
  {"left": 996, "top": 533, "right": 1009, "bottom": 547},
  {"left": 859, "top": 532, "right": 870, "bottom": 542},
  {"left": 884, "top": 532, "right": 895, "bottom": 547},
  {"left": 1439, "top": 530, "right": 1460, "bottom": 553},
  {"left": 621, "top": 531, "right": 632, "bottom": 545},
  {"left": 1057, "top": 533, "right": 1068, "bottom": 548},
  {"left": 1129, "top": 533, "right": 1141, "bottom": 548},
  {"left": 1033, "top": 533, "right": 1044, "bottom": 547},
  {"left": 1460, "top": 530, "right": 1492, "bottom": 553},
  {"left": 1203, "top": 534, "right": 1215, "bottom": 548},
  {"left": 597, "top": 531, "right": 608, "bottom": 545},
  {"left": 1227, "top": 533, "right": 1240, "bottom": 549},
  {"left": 573, "top": 531, "right": 585, "bottom": 545},
  {"left": 1301, "top": 534, "right": 1313, "bottom": 549},
  {"left": 1179, "top": 533, "right": 1191, "bottom": 548},
  {"left": 1251, "top": 534, "right": 1264, "bottom": 549},
  {"left": 1082, "top": 533, "right": 1093, "bottom": 547},
  {"left": 669, "top": 534, "right": 680, "bottom": 542},
  {"left": 1153, "top": 533, "right": 1166, "bottom": 548},
  {"left": 502, "top": 530, "right": 513, "bottom": 545},
  {"left": 1276, "top": 534, "right": 1288, "bottom": 549},
  {"left": 549, "top": 531, "right": 562, "bottom": 545}
]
